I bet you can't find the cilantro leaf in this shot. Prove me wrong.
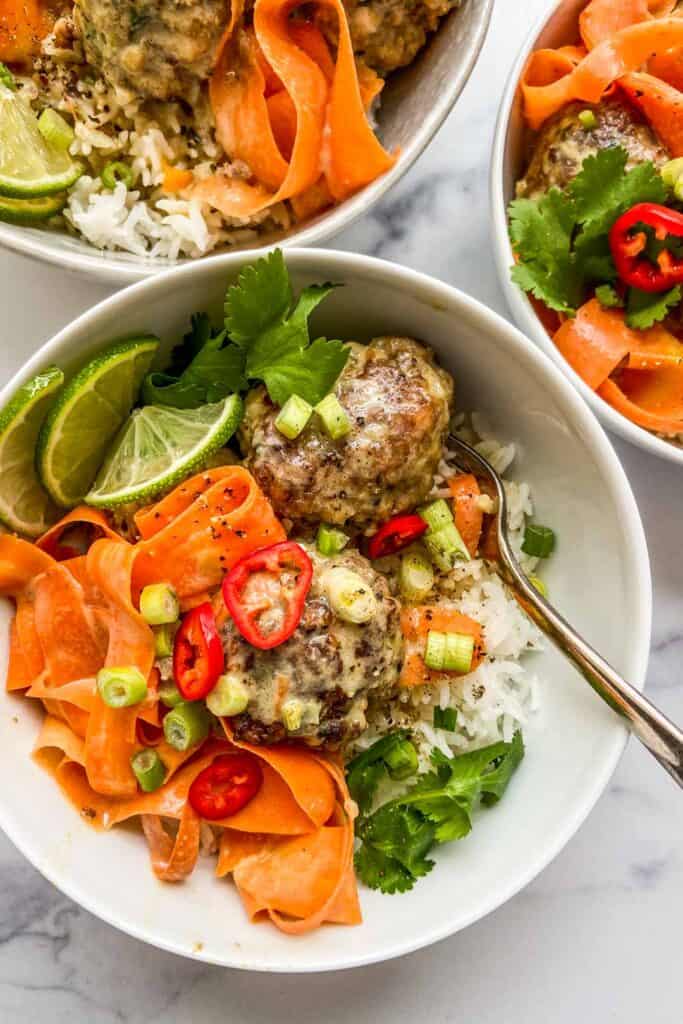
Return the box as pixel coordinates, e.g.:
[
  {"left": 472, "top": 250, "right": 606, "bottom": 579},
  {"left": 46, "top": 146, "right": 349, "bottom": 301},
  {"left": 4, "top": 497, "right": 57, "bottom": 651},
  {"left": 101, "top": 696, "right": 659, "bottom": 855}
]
[
  {"left": 346, "top": 730, "right": 415, "bottom": 815},
  {"left": 569, "top": 148, "right": 666, "bottom": 242},
  {"left": 354, "top": 805, "right": 436, "bottom": 894},
  {"left": 225, "top": 249, "right": 293, "bottom": 346},
  {"left": 143, "top": 328, "right": 246, "bottom": 408},
  {"left": 260, "top": 337, "right": 350, "bottom": 406},
  {"left": 595, "top": 284, "right": 624, "bottom": 309},
  {"left": 509, "top": 190, "right": 583, "bottom": 314},
  {"left": 625, "top": 285, "right": 681, "bottom": 330},
  {"left": 289, "top": 283, "right": 338, "bottom": 329}
]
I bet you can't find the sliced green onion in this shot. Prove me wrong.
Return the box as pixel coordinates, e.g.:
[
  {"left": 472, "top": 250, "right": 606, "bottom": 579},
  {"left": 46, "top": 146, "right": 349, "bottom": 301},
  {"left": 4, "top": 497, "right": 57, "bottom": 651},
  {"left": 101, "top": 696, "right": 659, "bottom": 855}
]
[
  {"left": 399, "top": 549, "right": 434, "bottom": 602},
  {"left": 154, "top": 623, "right": 175, "bottom": 658},
  {"left": 521, "top": 524, "right": 555, "bottom": 558},
  {"left": 433, "top": 706, "right": 457, "bottom": 731},
  {"left": 274, "top": 394, "right": 313, "bottom": 439},
  {"left": 322, "top": 566, "right": 377, "bottom": 624},
  {"left": 282, "top": 698, "right": 303, "bottom": 732},
  {"left": 595, "top": 284, "right": 623, "bottom": 310},
  {"left": 206, "top": 673, "right": 249, "bottom": 717},
  {"left": 315, "top": 394, "right": 351, "bottom": 440},
  {"left": 578, "top": 108, "right": 597, "bottom": 130},
  {"left": 163, "top": 701, "right": 210, "bottom": 751},
  {"left": 443, "top": 632, "right": 474, "bottom": 673},
  {"left": 383, "top": 737, "right": 418, "bottom": 780},
  {"left": 97, "top": 666, "right": 148, "bottom": 708},
  {"left": 527, "top": 574, "right": 548, "bottom": 598},
  {"left": 661, "top": 157, "right": 683, "bottom": 188},
  {"left": 130, "top": 748, "right": 165, "bottom": 792},
  {"left": 0, "top": 63, "right": 16, "bottom": 91},
  {"left": 140, "top": 582, "right": 179, "bottom": 625},
  {"left": 158, "top": 680, "right": 184, "bottom": 707},
  {"left": 101, "top": 160, "right": 135, "bottom": 190},
  {"left": 317, "top": 523, "right": 349, "bottom": 556},
  {"left": 425, "top": 631, "right": 474, "bottom": 673},
  {"left": 418, "top": 499, "right": 453, "bottom": 533},
  {"left": 38, "top": 108, "right": 75, "bottom": 151},
  {"left": 424, "top": 630, "right": 446, "bottom": 670},
  {"left": 424, "top": 521, "right": 470, "bottom": 570}
]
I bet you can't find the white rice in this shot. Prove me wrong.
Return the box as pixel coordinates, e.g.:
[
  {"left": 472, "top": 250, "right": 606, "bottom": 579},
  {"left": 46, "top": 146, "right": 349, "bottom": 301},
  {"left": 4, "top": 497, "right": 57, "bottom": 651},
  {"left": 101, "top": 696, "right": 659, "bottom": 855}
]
[{"left": 358, "top": 414, "right": 545, "bottom": 772}]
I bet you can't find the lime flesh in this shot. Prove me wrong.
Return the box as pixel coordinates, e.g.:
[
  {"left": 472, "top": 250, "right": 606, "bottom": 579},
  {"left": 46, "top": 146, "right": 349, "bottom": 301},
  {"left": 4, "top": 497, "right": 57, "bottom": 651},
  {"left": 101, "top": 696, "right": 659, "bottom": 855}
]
[
  {"left": 37, "top": 338, "right": 159, "bottom": 508},
  {"left": 85, "top": 394, "right": 244, "bottom": 508},
  {"left": 0, "top": 85, "right": 82, "bottom": 198},
  {"left": 0, "top": 367, "right": 64, "bottom": 536}
]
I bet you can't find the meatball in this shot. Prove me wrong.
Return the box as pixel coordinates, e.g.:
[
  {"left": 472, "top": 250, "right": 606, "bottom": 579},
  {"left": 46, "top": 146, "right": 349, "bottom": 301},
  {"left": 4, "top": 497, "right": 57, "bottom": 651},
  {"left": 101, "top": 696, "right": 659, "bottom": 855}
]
[
  {"left": 240, "top": 336, "right": 454, "bottom": 533},
  {"left": 223, "top": 546, "right": 403, "bottom": 748},
  {"left": 74, "top": 0, "right": 229, "bottom": 99},
  {"left": 516, "top": 98, "right": 670, "bottom": 200}
]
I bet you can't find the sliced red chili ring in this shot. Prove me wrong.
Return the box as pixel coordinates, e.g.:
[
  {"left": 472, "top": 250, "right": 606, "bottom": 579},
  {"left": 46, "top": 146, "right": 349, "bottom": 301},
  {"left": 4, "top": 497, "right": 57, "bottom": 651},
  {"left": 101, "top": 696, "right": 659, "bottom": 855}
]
[
  {"left": 173, "top": 601, "right": 224, "bottom": 701},
  {"left": 367, "top": 513, "right": 428, "bottom": 559},
  {"left": 609, "top": 202, "right": 683, "bottom": 293},
  {"left": 188, "top": 753, "right": 263, "bottom": 820},
  {"left": 221, "top": 540, "right": 313, "bottom": 650}
]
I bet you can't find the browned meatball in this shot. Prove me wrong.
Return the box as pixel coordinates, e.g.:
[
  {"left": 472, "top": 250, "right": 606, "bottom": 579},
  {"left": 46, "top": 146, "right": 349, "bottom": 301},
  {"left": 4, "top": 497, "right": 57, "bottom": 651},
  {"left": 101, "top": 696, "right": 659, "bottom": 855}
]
[
  {"left": 517, "top": 98, "right": 670, "bottom": 200},
  {"left": 239, "top": 336, "right": 454, "bottom": 533},
  {"left": 222, "top": 546, "right": 403, "bottom": 748}
]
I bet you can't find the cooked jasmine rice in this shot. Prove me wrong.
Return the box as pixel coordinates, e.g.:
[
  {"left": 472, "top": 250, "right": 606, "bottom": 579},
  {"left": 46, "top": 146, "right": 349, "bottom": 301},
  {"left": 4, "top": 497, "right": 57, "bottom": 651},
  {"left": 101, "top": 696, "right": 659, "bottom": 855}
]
[{"left": 356, "top": 412, "right": 544, "bottom": 771}]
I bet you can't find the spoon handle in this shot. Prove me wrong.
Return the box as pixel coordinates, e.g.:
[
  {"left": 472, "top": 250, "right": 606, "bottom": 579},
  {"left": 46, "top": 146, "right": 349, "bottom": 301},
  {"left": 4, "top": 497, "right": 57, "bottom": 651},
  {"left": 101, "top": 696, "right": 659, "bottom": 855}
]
[{"left": 501, "top": 564, "right": 683, "bottom": 787}]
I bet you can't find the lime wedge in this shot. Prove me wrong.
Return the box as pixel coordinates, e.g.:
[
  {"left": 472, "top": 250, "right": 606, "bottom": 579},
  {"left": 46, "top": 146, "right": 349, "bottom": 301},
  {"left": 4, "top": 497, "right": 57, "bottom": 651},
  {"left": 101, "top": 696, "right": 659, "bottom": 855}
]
[
  {"left": 85, "top": 394, "right": 244, "bottom": 508},
  {"left": 37, "top": 338, "right": 159, "bottom": 508},
  {"left": 0, "top": 367, "right": 64, "bottom": 536},
  {"left": 0, "top": 84, "right": 82, "bottom": 198},
  {"left": 0, "top": 193, "right": 67, "bottom": 224}
]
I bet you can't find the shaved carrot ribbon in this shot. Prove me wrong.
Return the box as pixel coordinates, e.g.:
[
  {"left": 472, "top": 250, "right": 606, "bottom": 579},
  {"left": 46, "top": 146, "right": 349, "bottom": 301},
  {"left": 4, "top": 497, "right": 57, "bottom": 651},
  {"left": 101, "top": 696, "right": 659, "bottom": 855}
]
[
  {"left": 554, "top": 298, "right": 683, "bottom": 433},
  {"left": 399, "top": 605, "right": 484, "bottom": 688},
  {"left": 192, "top": 0, "right": 396, "bottom": 219},
  {"left": 0, "top": 0, "right": 52, "bottom": 63},
  {"left": 578, "top": 0, "right": 676, "bottom": 51}
]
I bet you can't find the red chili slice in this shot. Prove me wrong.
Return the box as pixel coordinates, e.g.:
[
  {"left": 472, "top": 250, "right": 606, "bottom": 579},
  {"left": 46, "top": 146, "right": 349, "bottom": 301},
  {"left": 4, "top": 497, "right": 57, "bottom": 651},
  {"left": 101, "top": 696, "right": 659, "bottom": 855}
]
[
  {"left": 222, "top": 540, "right": 313, "bottom": 650},
  {"left": 367, "top": 513, "right": 428, "bottom": 559},
  {"left": 609, "top": 202, "right": 683, "bottom": 293},
  {"left": 173, "top": 601, "right": 224, "bottom": 701},
  {"left": 188, "top": 753, "right": 263, "bottom": 820}
]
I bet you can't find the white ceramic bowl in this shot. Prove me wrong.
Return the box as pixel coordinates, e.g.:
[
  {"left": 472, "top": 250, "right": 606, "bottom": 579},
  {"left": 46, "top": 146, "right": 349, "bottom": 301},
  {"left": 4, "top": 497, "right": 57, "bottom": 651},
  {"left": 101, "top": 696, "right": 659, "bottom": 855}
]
[
  {"left": 490, "top": 0, "right": 683, "bottom": 466},
  {"left": 0, "top": 0, "right": 492, "bottom": 286},
  {"left": 0, "top": 250, "right": 651, "bottom": 971}
]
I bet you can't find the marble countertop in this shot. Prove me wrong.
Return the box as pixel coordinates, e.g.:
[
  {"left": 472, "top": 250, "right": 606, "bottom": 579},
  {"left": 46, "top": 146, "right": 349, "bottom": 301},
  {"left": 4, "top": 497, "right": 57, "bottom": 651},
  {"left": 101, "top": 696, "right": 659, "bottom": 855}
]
[{"left": 1, "top": 0, "right": 682, "bottom": 1020}]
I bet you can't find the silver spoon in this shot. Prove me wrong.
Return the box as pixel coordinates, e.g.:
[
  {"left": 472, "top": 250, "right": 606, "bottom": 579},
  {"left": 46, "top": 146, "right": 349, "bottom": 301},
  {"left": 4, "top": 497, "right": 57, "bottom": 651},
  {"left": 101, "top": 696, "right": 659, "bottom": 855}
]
[{"left": 447, "top": 433, "right": 683, "bottom": 788}]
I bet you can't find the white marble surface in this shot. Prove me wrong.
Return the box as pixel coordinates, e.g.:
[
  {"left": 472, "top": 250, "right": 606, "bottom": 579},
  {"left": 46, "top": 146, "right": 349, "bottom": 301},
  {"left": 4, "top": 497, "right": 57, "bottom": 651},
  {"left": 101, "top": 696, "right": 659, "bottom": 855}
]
[{"left": 1, "top": 0, "right": 682, "bottom": 1019}]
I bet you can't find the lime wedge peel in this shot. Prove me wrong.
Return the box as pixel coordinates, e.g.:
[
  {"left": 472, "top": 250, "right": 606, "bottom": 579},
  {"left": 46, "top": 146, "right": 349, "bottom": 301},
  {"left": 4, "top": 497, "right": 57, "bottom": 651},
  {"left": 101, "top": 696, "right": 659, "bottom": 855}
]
[
  {"left": 85, "top": 394, "right": 244, "bottom": 508},
  {"left": 0, "top": 84, "right": 82, "bottom": 198},
  {"left": 37, "top": 337, "right": 159, "bottom": 508},
  {"left": 0, "top": 367, "right": 64, "bottom": 537},
  {"left": 0, "top": 193, "right": 66, "bottom": 224}
]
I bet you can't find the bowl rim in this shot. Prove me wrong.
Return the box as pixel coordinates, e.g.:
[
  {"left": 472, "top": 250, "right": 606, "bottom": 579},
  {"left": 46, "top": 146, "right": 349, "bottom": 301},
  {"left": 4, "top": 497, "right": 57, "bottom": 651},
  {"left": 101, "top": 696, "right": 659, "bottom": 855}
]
[
  {"left": 0, "top": 0, "right": 494, "bottom": 287},
  {"left": 488, "top": 0, "right": 683, "bottom": 467},
  {"left": 0, "top": 248, "right": 652, "bottom": 970}
]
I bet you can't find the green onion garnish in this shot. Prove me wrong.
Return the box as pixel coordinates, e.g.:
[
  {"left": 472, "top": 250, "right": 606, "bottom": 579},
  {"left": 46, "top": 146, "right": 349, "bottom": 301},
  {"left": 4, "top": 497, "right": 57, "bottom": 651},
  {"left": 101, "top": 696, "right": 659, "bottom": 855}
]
[
  {"left": 418, "top": 499, "right": 453, "bottom": 533},
  {"left": 0, "top": 63, "right": 16, "bottom": 91},
  {"left": 274, "top": 394, "right": 313, "bottom": 439},
  {"left": 140, "top": 582, "right": 179, "bottom": 625},
  {"left": 521, "top": 524, "right": 556, "bottom": 558},
  {"left": 316, "top": 523, "right": 349, "bottom": 556},
  {"left": 323, "top": 565, "right": 377, "bottom": 624},
  {"left": 38, "top": 108, "right": 75, "bottom": 151},
  {"left": 101, "top": 160, "right": 135, "bottom": 190},
  {"left": 154, "top": 623, "right": 175, "bottom": 658},
  {"left": 206, "top": 673, "right": 250, "bottom": 717},
  {"left": 578, "top": 109, "right": 597, "bottom": 130},
  {"left": 527, "top": 574, "right": 548, "bottom": 598},
  {"left": 315, "top": 394, "right": 351, "bottom": 440},
  {"left": 383, "top": 737, "right": 418, "bottom": 780},
  {"left": 661, "top": 157, "right": 683, "bottom": 188},
  {"left": 424, "top": 521, "right": 470, "bottom": 570},
  {"left": 282, "top": 698, "right": 303, "bottom": 732},
  {"left": 399, "top": 550, "right": 434, "bottom": 602},
  {"left": 130, "top": 748, "right": 165, "bottom": 792},
  {"left": 433, "top": 706, "right": 457, "bottom": 731},
  {"left": 97, "top": 666, "right": 148, "bottom": 708},
  {"left": 158, "top": 680, "right": 184, "bottom": 708},
  {"left": 163, "top": 701, "right": 210, "bottom": 751},
  {"left": 424, "top": 631, "right": 475, "bottom": 674}
]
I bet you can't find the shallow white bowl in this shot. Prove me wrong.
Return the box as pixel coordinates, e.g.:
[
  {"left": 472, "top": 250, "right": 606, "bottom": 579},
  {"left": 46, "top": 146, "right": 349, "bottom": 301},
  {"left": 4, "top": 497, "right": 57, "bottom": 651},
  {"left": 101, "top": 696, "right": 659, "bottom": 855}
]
[
  {"left": 0, "top": 250, "right": 651, "bottom": 971},
  {"left": 490, "top": 0, "right": 683, "bottom": 466},
  {"left": 0, "top": 0, "right": 492, "bottom": 286}
]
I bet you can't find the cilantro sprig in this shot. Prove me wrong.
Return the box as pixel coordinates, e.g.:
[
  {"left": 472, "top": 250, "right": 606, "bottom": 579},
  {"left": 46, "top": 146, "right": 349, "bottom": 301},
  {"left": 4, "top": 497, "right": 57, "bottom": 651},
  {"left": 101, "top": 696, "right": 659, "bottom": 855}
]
[
  {"left": 351, "top": 731, "right": 524, "bottom": 894},
  {"left": 509, "top": 147, "right": 678, "bottom": 328},
  {"left": 143, "top": 250, "right": 349, "bottom": 409}
]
